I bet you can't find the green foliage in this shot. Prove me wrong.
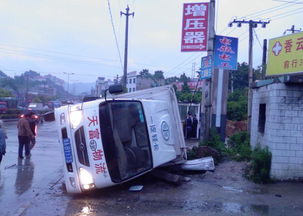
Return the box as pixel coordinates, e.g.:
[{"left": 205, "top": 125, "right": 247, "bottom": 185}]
[
  {"left": 249, "top": 147, "right": 272, "bottom": 183},
  {"left": 187, "top": 147, "right": 199, "bottom": 160},
  {"left": 179, "top": 73, "right": 190, "bottom": 83},
  {"left": 229, "top": 62, "right": 249, "bottom": 90},
  {"left": 200, "top": 129, "right": 226, "bottom": 154},
  {"left": 227, "top": 131, "right": 251, "bottom": 161},
  {"left": 0, "top": 88, "right": 13, "bottom": 97},
  {"left": 182, "top": 81, "right": 190, "bottom": 93},
  {"left": 227, "top": 89, "right": 248, "bottom": 121},
  {"left": 153, "top": 70, "right": 164, "bottom": 80}
]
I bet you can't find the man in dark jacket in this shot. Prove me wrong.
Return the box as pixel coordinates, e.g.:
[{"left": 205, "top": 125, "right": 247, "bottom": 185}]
[{"left": 17, "top": 113, "right": 34, "bottom": 159}]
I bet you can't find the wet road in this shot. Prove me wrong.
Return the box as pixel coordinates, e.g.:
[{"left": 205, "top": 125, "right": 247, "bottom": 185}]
[
  {"left": 0, "top": 121, "right": 64, "bottom": 216},
  {"left": 1, "top": 121, "right": 303, "bottom": 216}
]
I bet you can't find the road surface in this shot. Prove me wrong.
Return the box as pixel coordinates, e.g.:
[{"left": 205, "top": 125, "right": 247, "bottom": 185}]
[{"left": 1, "top": 121, "right": 303, "bottom": 216}]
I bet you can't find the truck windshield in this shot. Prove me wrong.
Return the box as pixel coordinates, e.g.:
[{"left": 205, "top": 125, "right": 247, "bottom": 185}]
[{"left": 99, "top": 100, "right": 152, "bottom": 183}]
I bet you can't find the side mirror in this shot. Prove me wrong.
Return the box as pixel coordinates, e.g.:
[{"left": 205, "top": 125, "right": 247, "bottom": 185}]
[{"left": 108, "top": 84, "right": 123, "bottom": 94}]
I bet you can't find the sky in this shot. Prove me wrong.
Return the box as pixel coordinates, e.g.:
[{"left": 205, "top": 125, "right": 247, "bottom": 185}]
[{"left": 0, "top": 0, "right": 302, "bottom": 84}]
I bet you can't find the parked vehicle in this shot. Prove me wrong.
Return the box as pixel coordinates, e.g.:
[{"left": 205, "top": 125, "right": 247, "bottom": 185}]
[
  {"left": 0, "top": 101, "right": 8, "bottom": 114},
  {"left": 55, "top": 85, "right": 213, "bottom": 193}
]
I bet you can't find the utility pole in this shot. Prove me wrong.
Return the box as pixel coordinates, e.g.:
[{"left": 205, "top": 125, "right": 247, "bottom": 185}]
[
  {"left": 121, "top": 6, "right": 134, "bottom": 89},
  {"left": 261, "top": 39, "right": 267, "bottom": 80},
  {"left": 228, "top": 19, "right": 270, "bottom": 131},
  {"left": 25, "top": 74, "right": 29, "bottom": 105},
  {"left": 63, "top": 72, "right": 75, "bottom": 100},
  {"left": 203, "top": 0, "right": 216, "bottom": 140},
  {"left": 283, "top": 25, "right": 301, "bottom": 35}
]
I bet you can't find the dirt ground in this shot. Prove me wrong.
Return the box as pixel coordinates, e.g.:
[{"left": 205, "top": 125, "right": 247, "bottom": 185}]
[{"left": 24, "top": 160, "right": 303, "bottom": 216}]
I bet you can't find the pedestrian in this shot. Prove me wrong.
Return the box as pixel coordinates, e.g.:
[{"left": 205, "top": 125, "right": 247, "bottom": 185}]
[
  {"left": 192, "top": 114, "right": 198, "bottom": 138},
  {"left": 28, "top": 112, "right": 37, "bottom": 150},
  {"left": 186, "top": 112, "right": 193, "bottom": 139},
  {"left": 17, "top": 113, "right": 34, "bottom": 159},
  {"left": 0, "top": 120, "right": 7, "bottom": 164}
]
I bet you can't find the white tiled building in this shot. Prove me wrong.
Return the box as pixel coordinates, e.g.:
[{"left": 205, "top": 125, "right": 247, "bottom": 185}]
[
  {"left": 251, "top": 81, "right": 303, "bottom": 180},
  {"left": 127, "top": 71, "right": 137, "bottom": 93}
]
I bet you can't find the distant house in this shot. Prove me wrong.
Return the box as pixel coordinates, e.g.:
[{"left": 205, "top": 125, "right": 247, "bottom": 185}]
[
  {"left": 94, "top": 77, "right": 115, "bottom": 97},
  {"left": 251, "top": 78, "right": 303, "bottom": 180},
  {"left": 126, "top": 71, "right": 137, "bottom": 93},
  {"left": 174, "top": 79, "right": 204, "bottom": 91}
]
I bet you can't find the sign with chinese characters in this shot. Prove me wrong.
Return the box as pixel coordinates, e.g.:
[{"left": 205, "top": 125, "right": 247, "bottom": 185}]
[
  {"left": 214, "top": 35, "right": 238, "bottom": 70},
  {"left": 267, "top": 31, "right": 303, "bottom": 76},
  {"left": 86, "top": 114, "right": 108, "bottom": 177},
  {"left": 181, "top": 2, "right": 209, "bottom": 52},
  {"left": 199, "top": 55, "right": 213, "bottom": 80},
  {"left": 149, "top": 124, "right": 159, "bottom": 151}
]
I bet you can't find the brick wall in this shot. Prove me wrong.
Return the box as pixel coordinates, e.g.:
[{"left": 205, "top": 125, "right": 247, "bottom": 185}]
[{"left": 251, "top": 83, "right": 303, "bottom": 180}]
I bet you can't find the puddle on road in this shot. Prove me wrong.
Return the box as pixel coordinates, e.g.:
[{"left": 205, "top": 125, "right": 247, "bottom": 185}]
[{"left": 221, "top": 202, "right": 269, "bottom": 215}]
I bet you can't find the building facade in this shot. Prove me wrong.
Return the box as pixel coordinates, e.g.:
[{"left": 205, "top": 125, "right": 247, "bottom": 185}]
[
  {"left": 126, "top": 71, "right": 137, "bottom": 93},
  {"left": 251, "top": 81, "right": 303, "bottom": 180}
]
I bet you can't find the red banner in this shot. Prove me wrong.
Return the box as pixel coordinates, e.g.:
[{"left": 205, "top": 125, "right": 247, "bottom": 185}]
[{"left": 181, "top": 2, "right": 209, "bottom": 52}]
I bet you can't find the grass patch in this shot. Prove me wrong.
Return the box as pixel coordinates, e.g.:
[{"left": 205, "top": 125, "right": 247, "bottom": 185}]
[
  {"left": 247, "top": 147, "right": 272, "bottom": 183},
  {"left": 227, "top": 131, "right": 252, "bottom": 161}
]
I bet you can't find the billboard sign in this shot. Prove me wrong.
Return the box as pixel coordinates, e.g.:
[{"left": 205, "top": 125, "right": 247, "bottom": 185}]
[
  {"left": 199, "top": 55, "right": 212, "bottom": 80},
  {"left": 181, "top": 3, "right": 209, "bottom": 52},
  {"left": 267, "top": 31, "right": 303, "bottom": 76},
  {"left": 214, "top": 35, "right": 238, "bottom": 70}
]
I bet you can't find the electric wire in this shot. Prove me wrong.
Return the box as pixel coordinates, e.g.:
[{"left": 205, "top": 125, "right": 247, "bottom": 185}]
[
  {"left": 254, "top": 29, "right": 263, "bottom": 51},
  {"left": 269, "top": 7, "right": 303, "bottom": 20},
  {"left": 107, "top": 0, "right": 124, "bottom": 70},
  {"left": 239, "top": 0, "right": 300, "bottom": 19}
]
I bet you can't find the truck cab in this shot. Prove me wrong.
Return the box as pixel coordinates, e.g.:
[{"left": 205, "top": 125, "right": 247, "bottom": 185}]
[{"left": 55, "top": 85, "right": 186, "bottom": 193}]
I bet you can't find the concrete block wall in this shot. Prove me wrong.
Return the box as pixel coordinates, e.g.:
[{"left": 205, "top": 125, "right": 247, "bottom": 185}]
[{"left": 251, "top": 83, "right": 303, "bottom": 180}]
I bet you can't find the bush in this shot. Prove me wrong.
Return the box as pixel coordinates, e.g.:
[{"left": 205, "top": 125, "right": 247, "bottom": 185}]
[
  {"left": 248, "top": 147, "right": 272, "bottom": 183},
  {"left": 227, "top": 89, "right": 248, "bottom": 121},
  {"left": 227, "top": 131, "right": 252, "bottom": 161},
  {"left": 200, "top": 129, "right": 226, "bottom": 157}
]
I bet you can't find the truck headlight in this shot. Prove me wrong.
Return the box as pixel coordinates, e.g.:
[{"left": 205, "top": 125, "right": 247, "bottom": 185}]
[
  {"left": 79, "top": 168, "right": 94, "bottom": 190},
  {"left": 70, "top": 110, "right": 82, "bottom": 129}
]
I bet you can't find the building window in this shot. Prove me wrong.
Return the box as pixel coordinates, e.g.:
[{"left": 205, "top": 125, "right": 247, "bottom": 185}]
[
  {"left": 129, "top": 79, "right": 132, "bottom": 84},
  {"left": 133, "top": 88, "right": 135, "bottom": 92},
  {"left": 129, "top": 88, "right": 131, "bottom": 92},
  {"left": 258, "top": 104, "right": 266, "bottom": 134},
  {"left": 133, "top": 78, "right": 136, "bottom": 83}
]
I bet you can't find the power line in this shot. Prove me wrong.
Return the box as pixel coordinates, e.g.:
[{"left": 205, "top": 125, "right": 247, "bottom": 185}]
[
  {"left": 165, "top": 53, "right": 201, "bottom": 76},
  {"left": 273, "top": 0, "right": 303, "bottom": 3},
  {"left": 254, "top": 29, "right": 263, "bottom": 50},
  {"left": 270, "top": 7, "right": 303, "bottom": 20},
  {"left": 240, "top": 0, "right": 300, "bottom": 19},
  {"left": 107, "top": 0, "right": 123, "bottom": 70}
]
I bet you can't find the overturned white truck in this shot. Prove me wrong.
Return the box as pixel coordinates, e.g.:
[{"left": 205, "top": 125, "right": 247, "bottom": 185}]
[{"left": 55, "top": 85, "right": 213, "bottom": 193}]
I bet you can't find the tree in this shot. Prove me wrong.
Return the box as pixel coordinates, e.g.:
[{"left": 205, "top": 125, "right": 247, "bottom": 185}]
[
  {"left": 229, "top": 62, "right": 249, "bottom": 91},
  {"left": 227, "top": 88, "right": 248, "bottom": 121},
  {"left": 165, "top": 76, "right": 178, "bottom": 84},
  {"left": 153, "top": 70, "right": 164, "bottom": 80},
  {"left": 139, "top": 69, "right": 151, "bottom": 78},
  {"left": 182, "top": 81, "right": 190, "bottom": 93},
  {"left": 0, "top": 88, "right": 13, "bottom": 97},
  {"left": 179, "top": 73, "right": 190, "bottom": 83}
]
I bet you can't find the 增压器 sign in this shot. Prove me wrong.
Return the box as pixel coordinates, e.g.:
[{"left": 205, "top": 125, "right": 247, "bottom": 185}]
[{"left": 181, "top": 2, "right": 209, "bottom": 52}]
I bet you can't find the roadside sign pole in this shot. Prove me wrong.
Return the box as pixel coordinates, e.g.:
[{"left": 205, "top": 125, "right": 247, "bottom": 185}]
[
  {"left": 204, "top": 0, "right": 216, "bottom": 140},
  {"left": 215, "top": 68, "right": 224, "bottom": 127}
]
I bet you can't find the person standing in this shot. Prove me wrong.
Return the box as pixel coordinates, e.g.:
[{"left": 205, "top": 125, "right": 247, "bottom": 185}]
[
  {"left": 0, "top": 120, "right": 7, "bottom": 164},
  {"left": 186, "top": 113, "right": 193, "bottom": 139},
  {"left": 192, "top": 114, "right": 198, "bottom": 138},
  {"left": 17, "top": 113, "right": 34, "bottom": 159}
]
